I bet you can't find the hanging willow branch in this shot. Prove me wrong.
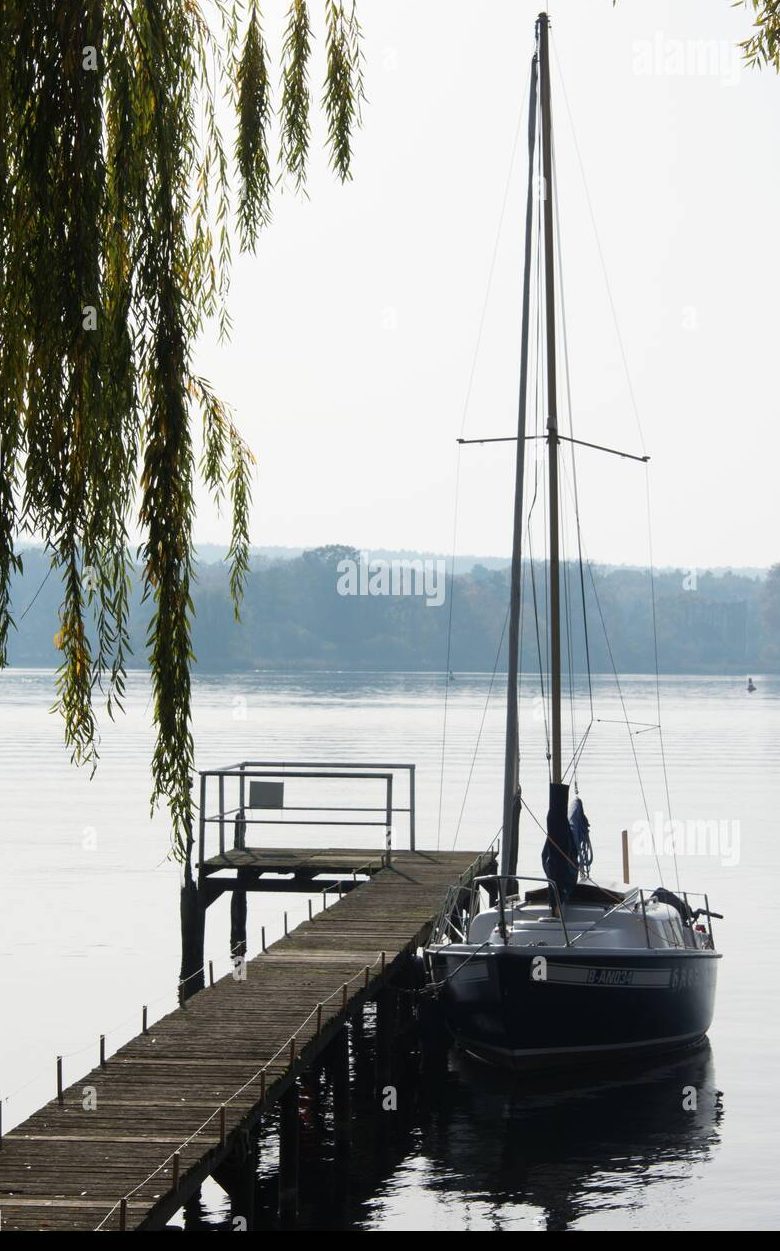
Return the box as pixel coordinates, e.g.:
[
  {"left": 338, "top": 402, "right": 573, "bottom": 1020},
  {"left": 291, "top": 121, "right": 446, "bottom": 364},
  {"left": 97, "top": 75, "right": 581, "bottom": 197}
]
[
  {"left": 235, "top": 1, "right": 272, "bottom": 248},
  {"left": 0, "top": 0, "right": 364, "bottom": 859},
  {"left": 280, "top": 0, "right": 313, "bottom": 191},
  {"left": 324, "top": 1, "right": 365, "bottom": 180},
  {"left": 739, "top": 0, "right": 780, "bottom": 70}
]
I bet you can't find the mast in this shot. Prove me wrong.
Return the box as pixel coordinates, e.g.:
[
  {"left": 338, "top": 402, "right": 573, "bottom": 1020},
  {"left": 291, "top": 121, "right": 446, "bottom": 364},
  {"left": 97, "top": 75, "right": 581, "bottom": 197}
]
[
  {"left": 501, "top": 13, "right": 578, "bottom": 908},
  {"left": 500, "top": 44, "right": 538, "bottom": 879},
  {"left": 537, "top": 12, "right": 577, "bottom": 912},
  {"left": 538, "top": 11, "right": 562, "bottom": 785}
]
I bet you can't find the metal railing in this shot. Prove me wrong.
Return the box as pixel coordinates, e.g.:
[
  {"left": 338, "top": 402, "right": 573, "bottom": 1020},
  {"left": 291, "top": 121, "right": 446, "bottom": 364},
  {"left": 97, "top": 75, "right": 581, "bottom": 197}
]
[
  {"left": 431, "top": 872, "right": 719, "bottom": 952},
  {"left": 196, "top": 760, "right": 417, "bottom": 879},
  {"left": 463, "top": 874, "right": 571, "bottom": 947}
]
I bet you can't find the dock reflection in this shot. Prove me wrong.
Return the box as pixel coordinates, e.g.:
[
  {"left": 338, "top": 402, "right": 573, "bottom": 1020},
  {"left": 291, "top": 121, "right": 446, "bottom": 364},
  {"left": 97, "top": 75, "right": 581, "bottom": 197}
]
[{"left": 179, "top": 1004, "right": 722, "bottom": 1231}]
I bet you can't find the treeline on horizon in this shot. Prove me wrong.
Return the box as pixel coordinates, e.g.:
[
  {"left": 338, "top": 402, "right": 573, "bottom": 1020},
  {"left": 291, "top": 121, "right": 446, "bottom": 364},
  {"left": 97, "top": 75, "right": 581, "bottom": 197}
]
[{"left": 6, "top": 545, "right": 780, "bottom": 675}]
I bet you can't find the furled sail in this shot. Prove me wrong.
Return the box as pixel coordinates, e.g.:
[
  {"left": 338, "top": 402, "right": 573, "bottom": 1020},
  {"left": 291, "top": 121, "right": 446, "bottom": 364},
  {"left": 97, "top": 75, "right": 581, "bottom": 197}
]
[{"left": 542, "top": 781, "right": 578, "bottom": 909}]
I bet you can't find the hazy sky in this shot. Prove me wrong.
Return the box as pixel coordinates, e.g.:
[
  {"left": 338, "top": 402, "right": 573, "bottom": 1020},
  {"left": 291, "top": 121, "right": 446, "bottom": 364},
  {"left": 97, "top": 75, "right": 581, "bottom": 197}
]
[{"left": 194, "top": 0, "right": 780, "bottom": 569}]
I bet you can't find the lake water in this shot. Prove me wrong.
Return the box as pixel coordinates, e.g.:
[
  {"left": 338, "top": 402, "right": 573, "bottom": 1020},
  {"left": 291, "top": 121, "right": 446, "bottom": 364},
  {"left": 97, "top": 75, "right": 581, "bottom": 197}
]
[{"left": 1, "top": 668, "right": 778, "bottom": 1230}]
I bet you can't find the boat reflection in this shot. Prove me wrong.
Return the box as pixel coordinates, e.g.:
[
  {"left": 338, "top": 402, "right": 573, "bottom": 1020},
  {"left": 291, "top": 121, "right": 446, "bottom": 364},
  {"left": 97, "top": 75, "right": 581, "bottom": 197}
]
[{"left": 417, "top": 1042, "right": 723, "bottom": 1231}]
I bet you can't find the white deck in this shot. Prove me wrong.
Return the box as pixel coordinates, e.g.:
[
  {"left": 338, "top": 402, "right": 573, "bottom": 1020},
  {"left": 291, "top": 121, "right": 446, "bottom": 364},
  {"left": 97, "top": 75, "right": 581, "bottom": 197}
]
[{"left": 466, "top": 897, "right": 710, "bottom": 952}]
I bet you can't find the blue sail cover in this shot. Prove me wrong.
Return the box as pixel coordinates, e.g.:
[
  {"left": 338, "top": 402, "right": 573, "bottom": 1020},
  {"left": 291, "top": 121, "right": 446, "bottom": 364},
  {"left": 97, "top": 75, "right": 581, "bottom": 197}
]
[
  {"left": 542, "top": 781, "right": 578, "bottom": 909},
  {"left": 568, "top": 795, "right": 593, "bottom": 876}
]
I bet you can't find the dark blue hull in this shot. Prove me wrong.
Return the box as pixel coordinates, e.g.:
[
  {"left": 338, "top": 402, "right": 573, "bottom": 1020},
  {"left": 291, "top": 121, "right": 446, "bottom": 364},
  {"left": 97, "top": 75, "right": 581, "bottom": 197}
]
[{"left": 431, "top": 946, "right": 720, "bottom": 1068}]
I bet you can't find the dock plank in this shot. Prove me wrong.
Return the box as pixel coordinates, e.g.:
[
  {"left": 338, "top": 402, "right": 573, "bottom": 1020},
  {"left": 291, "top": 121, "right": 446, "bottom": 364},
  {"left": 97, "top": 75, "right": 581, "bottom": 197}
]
[{"left": 0, "top": 849, "right": 493, "bottom": 1232}]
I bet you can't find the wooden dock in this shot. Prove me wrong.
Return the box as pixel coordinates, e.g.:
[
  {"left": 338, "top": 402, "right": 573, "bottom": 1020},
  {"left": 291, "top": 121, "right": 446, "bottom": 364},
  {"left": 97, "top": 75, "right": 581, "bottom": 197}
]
[{"left": 0, "top": 847, "right": 494, "bottom": 1232}]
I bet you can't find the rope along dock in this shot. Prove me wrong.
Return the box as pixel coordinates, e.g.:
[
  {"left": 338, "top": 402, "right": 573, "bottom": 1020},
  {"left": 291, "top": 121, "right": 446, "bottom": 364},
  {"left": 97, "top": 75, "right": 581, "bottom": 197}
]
[{"left": 0, "top": 848, "right": 494, "bottom": 1232}]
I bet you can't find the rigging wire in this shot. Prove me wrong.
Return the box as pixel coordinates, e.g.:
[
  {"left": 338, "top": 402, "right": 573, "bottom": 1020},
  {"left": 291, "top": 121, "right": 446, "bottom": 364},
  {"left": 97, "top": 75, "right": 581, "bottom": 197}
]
[
  {"left": 550, "top": 112, "right": 595, "bottom": 729},
  {"left": 558, "top": 456, "right": 665, "bottom": 885},
  {"left": 562, "top": 720, "right": 593, "bottom": 783},
  {"left": 524, "top": 82, "right": 548, "bottom": 756},
  {"left": 525, "top": 133, "right": 551, "bottom": 777},
  {"left": 436, "top": 447, "right": 461, "bottom": 852},
  {"left": 645, "top": 468, "right": 681, "bottom": 892},
  {"left": 585, "top": 559, "right": 664, "bottom": 885},
  {"left": 562, "top": 548, "right": 579, "bottom": 784},
  {"left": 519, "top": 795, "right": 548, "bottom": 837},
  {"left": 596, "top": 717, "right": 661, "bottom": 733},
  {"left": 451, "top": 604, "right": 510, "bottom": 850},
  {"left": 540, "top": 44, "right": 595, "bottom": 798},
  {"left": 436, "top": 64, "right": 531, "bottom": 849},
  {"left": 550, "top": 34, "right": 647, "bottom": 457},
  {"left": 551, "top": 33, "right": 680, "bottom": 891}
]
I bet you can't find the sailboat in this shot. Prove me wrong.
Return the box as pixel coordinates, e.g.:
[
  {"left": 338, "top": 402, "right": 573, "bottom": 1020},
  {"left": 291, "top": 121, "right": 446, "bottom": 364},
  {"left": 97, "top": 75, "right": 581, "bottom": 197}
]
[{"left": 424, "top": 13, "right": 721, "bottom": 1069}]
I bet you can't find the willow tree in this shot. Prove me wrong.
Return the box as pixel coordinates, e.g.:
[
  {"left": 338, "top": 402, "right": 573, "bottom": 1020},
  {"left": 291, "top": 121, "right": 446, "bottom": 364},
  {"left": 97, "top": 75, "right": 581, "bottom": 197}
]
[
  {"left": 740, "top": 0, "right": 780, "bottom": 69},
  {"left": 0, "top": 2, "right": 364, "bottom": 862}
]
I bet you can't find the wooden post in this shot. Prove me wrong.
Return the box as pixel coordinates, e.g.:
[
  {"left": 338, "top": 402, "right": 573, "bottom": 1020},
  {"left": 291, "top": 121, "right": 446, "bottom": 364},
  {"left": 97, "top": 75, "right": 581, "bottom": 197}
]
[
  {"left": 261, "top": 926, "right": 266, "bottom": 953},
  {"left": 142, "top": 1005, "right": 148, "bottom": 1035},
  {"left": 209, "top": 960, "right": 215, "bottom": 987},
  {"left": 119, "top": 1197, "right": 127, "bottom": 1231},
  {"left": 621, "top": 829, "right": 630, "bottom": 884},
  {"left": 172, "top": 1151, "right": 181, "bottom": 1190},
  {"left": 278, "top": 1082, "right": 300, "bottom": 1224},
  {"left": 230, "top": 869, "right": 248, "bottom": 961},
  {"left": 179, "top": 878, "right": 206, "bottom": 1003},
  {"left": 308, "top": 898, "right": 313, "bottom": 921},
  {"left": 100, "top": 1035, "right": 106, "bottom": 1069},
  {"left": 220, "top": 1104, "right": 226, "bottom": 1145},
  {"left": 56, "top": 1056, "right": 63, "bottom": 1106}
]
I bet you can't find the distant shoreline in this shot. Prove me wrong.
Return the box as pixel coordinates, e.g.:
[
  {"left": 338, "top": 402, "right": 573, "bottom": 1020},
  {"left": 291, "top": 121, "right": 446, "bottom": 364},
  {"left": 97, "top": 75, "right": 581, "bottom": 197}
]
[
  {"left": 7, "top": 547, "right": 778, "bottom": 674},
  {"left": 1, "top": 666, "right": 771, "bottom": 681}
]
